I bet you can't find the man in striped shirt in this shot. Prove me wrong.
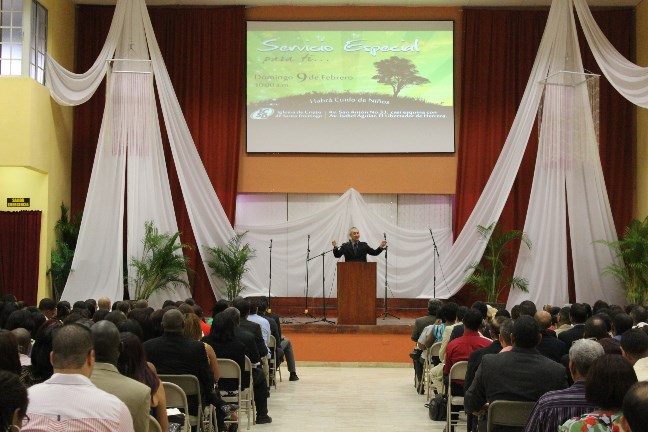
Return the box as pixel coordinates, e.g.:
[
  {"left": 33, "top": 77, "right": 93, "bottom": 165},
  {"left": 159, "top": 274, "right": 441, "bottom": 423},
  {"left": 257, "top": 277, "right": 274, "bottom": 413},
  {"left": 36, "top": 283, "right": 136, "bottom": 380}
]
[
  {"left": 524, "top": 339, "right": 604, "bottom": 432},
  {"left": 23, "top": 323, "right": 134, "bottom": 432}
]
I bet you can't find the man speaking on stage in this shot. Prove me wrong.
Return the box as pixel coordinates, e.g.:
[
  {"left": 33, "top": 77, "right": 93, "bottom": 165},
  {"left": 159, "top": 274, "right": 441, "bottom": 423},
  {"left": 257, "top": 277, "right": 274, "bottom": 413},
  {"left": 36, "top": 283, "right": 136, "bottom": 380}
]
[{"left": 332, "top": 227, "right": 387, "bottom": 262}]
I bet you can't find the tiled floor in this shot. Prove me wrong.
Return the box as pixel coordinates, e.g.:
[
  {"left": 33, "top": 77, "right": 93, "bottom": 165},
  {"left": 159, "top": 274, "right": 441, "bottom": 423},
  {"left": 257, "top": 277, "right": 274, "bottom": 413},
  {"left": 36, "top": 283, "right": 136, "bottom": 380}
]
[{"left": 249, "top": 363, "right": 459, "bottom": 431}]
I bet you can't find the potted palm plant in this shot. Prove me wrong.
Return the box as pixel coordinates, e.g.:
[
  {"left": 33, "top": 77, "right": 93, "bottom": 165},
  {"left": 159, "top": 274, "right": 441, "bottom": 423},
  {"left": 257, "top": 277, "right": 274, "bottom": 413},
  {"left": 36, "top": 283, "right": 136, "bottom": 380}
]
[
  {"left": 598, "top": 216, "right": 648, "bottom": 305},
  {"left": 47, "top": 203, "right": 82, "bottom": 301},
  {"left": 464, "top": 222, "right": 532, "bottom": 304},
  {"left": 206, "top": 232, "right": 256, "bottom": 301},
  {"left": 130, "top": 221, "right": 191, "bottom": 300}
]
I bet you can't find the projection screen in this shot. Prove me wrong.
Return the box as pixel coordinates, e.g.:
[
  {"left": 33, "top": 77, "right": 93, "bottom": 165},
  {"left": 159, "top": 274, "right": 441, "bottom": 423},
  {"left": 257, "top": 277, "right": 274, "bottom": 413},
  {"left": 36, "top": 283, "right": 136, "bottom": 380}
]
[{"left": 246, "top": 21, "right": 455, "bottom": 154}]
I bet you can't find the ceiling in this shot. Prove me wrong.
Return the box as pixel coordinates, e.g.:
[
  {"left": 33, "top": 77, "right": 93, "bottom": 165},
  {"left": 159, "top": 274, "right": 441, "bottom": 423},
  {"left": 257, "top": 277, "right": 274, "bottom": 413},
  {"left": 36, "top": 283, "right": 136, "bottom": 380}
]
[{"left": 72, "top": 0, "right": 643, "bottom": 8}]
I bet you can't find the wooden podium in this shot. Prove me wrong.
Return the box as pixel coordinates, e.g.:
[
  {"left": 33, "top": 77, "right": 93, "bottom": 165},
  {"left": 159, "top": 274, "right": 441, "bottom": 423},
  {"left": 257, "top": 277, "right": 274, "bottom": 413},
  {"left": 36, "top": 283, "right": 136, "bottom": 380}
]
[{"left": 337, "top": 262, "right": 377, "bottom": 325}]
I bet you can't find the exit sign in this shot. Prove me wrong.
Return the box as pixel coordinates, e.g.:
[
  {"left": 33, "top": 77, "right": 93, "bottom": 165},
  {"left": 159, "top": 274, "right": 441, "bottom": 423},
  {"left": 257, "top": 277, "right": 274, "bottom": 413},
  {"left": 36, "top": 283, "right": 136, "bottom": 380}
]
[{"left": 7, "top": 198, "right": 30, "bottom": 207}]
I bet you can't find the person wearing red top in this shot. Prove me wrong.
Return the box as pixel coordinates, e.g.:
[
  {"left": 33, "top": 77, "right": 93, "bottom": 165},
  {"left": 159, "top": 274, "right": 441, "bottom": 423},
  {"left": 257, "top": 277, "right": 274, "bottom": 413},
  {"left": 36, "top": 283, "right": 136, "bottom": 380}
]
[{"left": 443, "top": 308, "right": 492, "bottom": 380}]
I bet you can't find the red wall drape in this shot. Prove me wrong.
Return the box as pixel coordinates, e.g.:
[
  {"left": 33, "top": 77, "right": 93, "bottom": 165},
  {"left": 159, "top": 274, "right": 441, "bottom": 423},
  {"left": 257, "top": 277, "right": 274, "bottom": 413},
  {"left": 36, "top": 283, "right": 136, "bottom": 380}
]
[
  {"left": 73, "top": 6, "right": 245, "bottom": 310},
  {"left": 0, "top": 211, "right": 41, "bottom": 305},
  {"left": 454, "top": 8, "right": 635, "bottom": 304}
]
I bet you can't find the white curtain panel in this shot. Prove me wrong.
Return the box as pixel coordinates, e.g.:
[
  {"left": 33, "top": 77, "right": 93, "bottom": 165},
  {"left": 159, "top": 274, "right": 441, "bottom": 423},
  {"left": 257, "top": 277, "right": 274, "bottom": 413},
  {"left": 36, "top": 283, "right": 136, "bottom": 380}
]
[
  {"left": 46, "top": 0, "right": 644, "bottom": 306},
  {"left": 236, "top": 189, "right": 453, "bottom": 299},
  {"left": 574, "top": 0, "right": 648, "bottom": 109}
]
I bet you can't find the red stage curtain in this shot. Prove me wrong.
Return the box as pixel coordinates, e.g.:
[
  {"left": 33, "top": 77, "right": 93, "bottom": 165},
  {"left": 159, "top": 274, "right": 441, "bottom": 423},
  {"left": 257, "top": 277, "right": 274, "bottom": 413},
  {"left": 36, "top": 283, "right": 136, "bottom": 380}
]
[
  {"left": 0, "top": 211, "right": 41, "bottom": 305},
  {"left": 454, "top": 8, "right": 635, "bottom": 304},
  {"left": 73, "top": 6, "right": 245, "bottom": 310}
]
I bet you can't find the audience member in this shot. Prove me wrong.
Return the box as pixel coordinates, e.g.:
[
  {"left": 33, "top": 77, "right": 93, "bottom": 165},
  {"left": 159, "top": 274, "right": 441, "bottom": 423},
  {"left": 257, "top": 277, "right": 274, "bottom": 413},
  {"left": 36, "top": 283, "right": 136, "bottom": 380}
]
[
  {"left": 184, "top": 313, "right": 220, "bottom": 382},
  {"left": 559, "top": 303, "right": 589, "bottom": 346},
  {"left": 22, "top": 320, "right": 62, "bottom": 387},
  {"left": 612, "top": 312, "right": 633, "bottom": 341},
  {"left": 535, "top": 310, "right": 567, "bottom": 362},
  {"left": 465, "top": 316, "right": 567, "bottom": 430},
  {"left": 0, "top": 330, "right": 21, "bottom": 375},
  {"left": 0, "top": 370, "right": 29, "bottom": 431},
  {"left": 449, "top": 301, "right": 488, "bottom": 342},
  {"left": 426, "top": 302, "right": 459, "bottom": 392},
  {"left": 525, "top": 339, "right": 604, "bottom": 431},
  {"left": 93, "top": 309, "right": 110, "bottom": 323},
  {"left": 118, "top": 319, "right": 144, "bottom": 341},
  {"left": 144, "top": 309, "right": 215, "bottom": 421},
  {"left": 24, "top": 323, "right": 134, "bottom": 431},
  {"left": 257, "top": 297, "right": 299, "bottom": 382},
  {"left": 559, "top": 354, "right": 637, "bottom": 431},
  {"left": 438, "top": 308, "right": 491, "bottom": 393},
  {"left": 499, "top": 317, "right": 514, "bottom": 352},
  {"left": 203, "top": 308, "right": 272, "bottom": 424},
  {"left": 105, "top": 310, "right": 128, "bottom": 327},
  {"left": 90, "top": 321, "right": 151, "bottom": 432},
  {"left": 38, "top": 298, "right": 57, "bottom": 319},
  {"left": 620, "top": 381, "right": 648, "bottom": 432},
  {"left": 518, "top": 300, "right": 538, "bottom": 317},
  {"left": 631, "top": 306, "right": 648, "bottom": 328},
  {"left": 621, "top": 328, "right": 648, "bottom": 381},
  {"left": 11, "top": 328, "right": 32, "bottom": 366},
  {"left": 464, "top": 317, "right": 507, "bottom": 392},
  {"left": 118, "top": 332, "right": 168, "bottom": 432},
  {"left": 98, "top": 296, "right": 111, "bottom": 311},
  {"left": 411, "top": 299, "right": 442, "bottom": 343},
  {"left": 55, "top": 301, "right": 71, "bottom": 322}
]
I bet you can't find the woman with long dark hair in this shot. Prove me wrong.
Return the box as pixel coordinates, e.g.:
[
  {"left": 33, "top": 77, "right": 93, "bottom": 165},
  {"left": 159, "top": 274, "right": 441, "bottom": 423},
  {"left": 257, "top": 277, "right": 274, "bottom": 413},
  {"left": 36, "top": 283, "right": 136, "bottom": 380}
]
[
  {"left": 21, "top": 320, "right": 62, "bottom": 387},
  {"left": 0, "top": 330, "right": 21, "bottom": 375},
  {"left": 0, "top": 371, "right": 29, "bottom": 431},
  {"left": 117, "top": 332, "right": 168, "bottom": 431}
]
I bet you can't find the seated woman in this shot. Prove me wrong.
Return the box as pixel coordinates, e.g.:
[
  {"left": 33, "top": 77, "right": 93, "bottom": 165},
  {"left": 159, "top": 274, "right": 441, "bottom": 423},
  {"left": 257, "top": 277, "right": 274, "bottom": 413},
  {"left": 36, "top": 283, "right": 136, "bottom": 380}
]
[
  {"left": 21, "top": 320, "right": 62, "bottom": 387},
  {"left": 560, "top": 354, "right": 638, "bottom": 431},
  {"left": 117, "top": 331, "right": 168, "bottom": 432},
  {"left": 0, "top": 371, "right": 29, "bottom": 431}
]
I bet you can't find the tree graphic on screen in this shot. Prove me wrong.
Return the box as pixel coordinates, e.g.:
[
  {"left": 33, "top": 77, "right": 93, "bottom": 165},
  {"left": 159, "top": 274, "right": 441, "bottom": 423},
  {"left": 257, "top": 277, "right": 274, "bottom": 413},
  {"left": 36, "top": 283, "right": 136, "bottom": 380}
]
[{"left": 372, "top": 56, "right": 430, "bottom": 97}]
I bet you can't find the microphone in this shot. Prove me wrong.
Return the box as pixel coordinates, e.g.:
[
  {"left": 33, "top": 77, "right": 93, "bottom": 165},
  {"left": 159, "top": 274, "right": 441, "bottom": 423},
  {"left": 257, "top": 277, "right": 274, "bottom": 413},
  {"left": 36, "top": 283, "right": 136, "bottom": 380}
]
[{"left": 269, "top": 239, "right": 273, "bottom": 249}]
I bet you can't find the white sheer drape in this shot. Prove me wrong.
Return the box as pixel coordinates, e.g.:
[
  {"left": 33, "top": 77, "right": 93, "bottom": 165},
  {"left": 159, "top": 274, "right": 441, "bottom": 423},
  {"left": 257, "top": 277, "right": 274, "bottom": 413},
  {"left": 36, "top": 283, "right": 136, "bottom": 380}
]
[
  {"left": 49, "top": 0, "right": 251, "bottom": 306},
  {"left": 236, "top": 189, "right": 453, "bottom": 298},
  {"left": 48, "top": 0, "right": 643, "bottom": 307}
]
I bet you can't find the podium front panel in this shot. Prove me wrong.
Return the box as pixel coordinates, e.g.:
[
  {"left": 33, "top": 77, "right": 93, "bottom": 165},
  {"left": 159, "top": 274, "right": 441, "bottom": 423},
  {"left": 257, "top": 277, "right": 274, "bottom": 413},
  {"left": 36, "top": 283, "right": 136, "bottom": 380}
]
[{"left": 337, "top": 262, "right": 377, "bottom": 325}]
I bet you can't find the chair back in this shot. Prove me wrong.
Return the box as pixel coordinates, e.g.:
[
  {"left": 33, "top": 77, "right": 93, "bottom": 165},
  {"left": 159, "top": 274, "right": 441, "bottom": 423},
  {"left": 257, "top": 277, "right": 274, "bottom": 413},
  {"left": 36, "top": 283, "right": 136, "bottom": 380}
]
[
  {"left": 162, "top": 381, "right": 191, "bottom": 432},
  {"left": 429, "top": 341, "right": 442, "bottom": 358},
  {"left": 268, "top": 335, "right": 278, "bottom": 388},
  {"left": 486, "top": 400, "right": 536, "bottom": 432},
  {"left": 218, "top": 359, "right": 242, "bottom": 430},
  {"left": 446, "top": 361, "right": 469, "bottom": 431},
  {"left": 160, "top": 375, "right": 203, "bottom": 430},
  {"left": 148, "top": 414, "right": 162, "bottom": 432}
]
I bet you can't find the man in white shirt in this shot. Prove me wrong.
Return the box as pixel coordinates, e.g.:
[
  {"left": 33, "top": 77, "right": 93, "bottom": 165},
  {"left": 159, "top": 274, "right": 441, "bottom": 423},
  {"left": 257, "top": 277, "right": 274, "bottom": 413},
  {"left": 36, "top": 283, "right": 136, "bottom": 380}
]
[{"left": 23, "top": 323, "right": 134, "bottom": 432}]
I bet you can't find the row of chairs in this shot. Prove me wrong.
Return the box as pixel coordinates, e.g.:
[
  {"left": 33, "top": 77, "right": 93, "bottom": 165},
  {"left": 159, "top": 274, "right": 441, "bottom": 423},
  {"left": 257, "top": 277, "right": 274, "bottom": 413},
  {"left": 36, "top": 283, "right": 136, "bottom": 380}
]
[
  {"left": 422, "top": 349, "right": 534, "bottom": 432},
  {"left": 159, "top": 355, "right": 257, "bottom": 432}
]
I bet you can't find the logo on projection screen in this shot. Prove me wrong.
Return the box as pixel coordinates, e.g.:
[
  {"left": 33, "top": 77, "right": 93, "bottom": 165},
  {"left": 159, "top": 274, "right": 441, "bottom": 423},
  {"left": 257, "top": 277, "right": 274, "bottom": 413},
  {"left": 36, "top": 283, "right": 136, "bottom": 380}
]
[{"left": 250, "top": 108, "right": 275, "bottom": 119}]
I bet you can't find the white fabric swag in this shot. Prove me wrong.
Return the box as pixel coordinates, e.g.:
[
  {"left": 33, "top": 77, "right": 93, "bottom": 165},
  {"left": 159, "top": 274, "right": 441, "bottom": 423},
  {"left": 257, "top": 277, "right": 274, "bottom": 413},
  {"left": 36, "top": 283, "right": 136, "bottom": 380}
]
[{"left": 47, "top": 0, "right": 641, "bottom": 307}]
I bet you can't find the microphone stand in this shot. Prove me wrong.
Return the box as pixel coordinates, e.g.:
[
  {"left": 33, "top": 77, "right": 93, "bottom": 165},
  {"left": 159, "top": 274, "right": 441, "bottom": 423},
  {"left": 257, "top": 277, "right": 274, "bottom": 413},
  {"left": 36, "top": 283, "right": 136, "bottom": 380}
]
[
  {"left": 429, "top": 228, "right": 453, "bottom": 298},
  {"left": 380, "top": 233, "right": 399, "bottom": 320},
  {"left": 306, "top": 247, "right": 336, "bottom": 324},
  {"left": 304, "top": 235, "right": 314, "bottom": 317},
  {"left": 267, "top": 239, "right": 273, "bottom": 313}
]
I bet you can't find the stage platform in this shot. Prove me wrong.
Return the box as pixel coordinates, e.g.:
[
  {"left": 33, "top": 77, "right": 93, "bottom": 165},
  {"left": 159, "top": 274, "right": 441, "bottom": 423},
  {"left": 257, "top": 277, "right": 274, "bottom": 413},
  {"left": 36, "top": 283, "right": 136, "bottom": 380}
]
[{"left": 278, "top": 314, "right": 417, "bottom": 364}]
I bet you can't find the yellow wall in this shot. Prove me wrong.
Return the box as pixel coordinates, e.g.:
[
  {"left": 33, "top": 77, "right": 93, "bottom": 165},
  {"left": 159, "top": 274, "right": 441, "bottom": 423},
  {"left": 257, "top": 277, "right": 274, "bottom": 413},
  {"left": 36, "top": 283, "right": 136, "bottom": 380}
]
[
  {"left": 637, "top": 0, "right": 648, "bottom": 218},
  {"left": 0, "top": 0, "right": 75, "bottom": 301}
]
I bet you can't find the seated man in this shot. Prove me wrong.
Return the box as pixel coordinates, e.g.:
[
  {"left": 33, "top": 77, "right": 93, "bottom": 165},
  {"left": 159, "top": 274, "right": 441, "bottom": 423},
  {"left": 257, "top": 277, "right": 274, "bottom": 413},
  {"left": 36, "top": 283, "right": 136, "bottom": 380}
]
[
  {"left": 524, "top": 339, "right": 604, "bottom": 431},
  {"left": 621, "top": 328, "right": 648, "bottom": 381},
  {"left": 465, "top": 316, "right": 567, "bottom": 431},
  {"left": 144, "top": 309, "right": 214, "bottom": 417},
  {"left": 90, "top": 321, "right": 151, "bottom": 432},
  {"left": 621, "top": 381, "right": 648, "bottom": 432},
  {"left": 23, "top": 323, "right": 134, "bottom": 431},
  {"left": 257, "top": 297, "right": 299, "bottom": 382}
]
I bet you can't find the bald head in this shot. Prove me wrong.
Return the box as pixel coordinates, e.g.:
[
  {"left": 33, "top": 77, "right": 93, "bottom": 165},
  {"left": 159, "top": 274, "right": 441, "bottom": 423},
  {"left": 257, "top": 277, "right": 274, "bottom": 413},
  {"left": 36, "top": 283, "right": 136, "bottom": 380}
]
[
  {"left": 90, "top": 320, "right": 121, "bottom": 364},
  {"left": 535, "top": 311, "right": 552, "bottom": 331},
  {"left": 11, "top": 328, "right": 32, "bottom": 354},
  {"left": 162, "top": 309, "right": 185, "bottom": 333},
  {"left": 97, "top": 297, "right": 111, "bottom": 311}
]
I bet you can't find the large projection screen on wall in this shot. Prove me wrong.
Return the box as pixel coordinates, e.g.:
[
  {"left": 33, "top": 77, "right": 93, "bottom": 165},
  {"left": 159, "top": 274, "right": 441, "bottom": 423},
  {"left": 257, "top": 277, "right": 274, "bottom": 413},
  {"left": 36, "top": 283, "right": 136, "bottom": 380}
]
[{"left": 246, "top": 21, "right": 455, "bottom": 154}]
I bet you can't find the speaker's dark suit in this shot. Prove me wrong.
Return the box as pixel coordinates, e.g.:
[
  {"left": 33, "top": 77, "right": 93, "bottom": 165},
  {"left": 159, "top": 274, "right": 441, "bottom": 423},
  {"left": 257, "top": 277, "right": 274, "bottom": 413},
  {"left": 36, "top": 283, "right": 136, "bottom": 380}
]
[
  {"left": 333, "top": 241, "right": 384, "bottom": 262},
  {"left": 465, "top": 347, "right": 567, "bottom": 431}
]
